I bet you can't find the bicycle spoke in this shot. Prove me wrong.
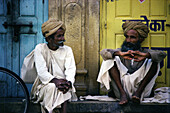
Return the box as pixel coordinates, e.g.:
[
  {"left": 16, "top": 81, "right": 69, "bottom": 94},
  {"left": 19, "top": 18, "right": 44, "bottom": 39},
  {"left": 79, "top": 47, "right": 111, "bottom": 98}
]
[{"left": 0, "top": 67, "right": 29, "bottom": 113}]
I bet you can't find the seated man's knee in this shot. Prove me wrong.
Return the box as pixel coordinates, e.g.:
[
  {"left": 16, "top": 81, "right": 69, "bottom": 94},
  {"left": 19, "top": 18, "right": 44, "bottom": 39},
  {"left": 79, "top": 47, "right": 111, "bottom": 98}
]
[
  {"left": 46, "top": 83, "right": 56, "bottom": 92},
  {"left": 110, "top": 61, "right": 118, "bottom": 70},
  {"left": 151, "top": 62, "right": 158, "bottom": 70}
]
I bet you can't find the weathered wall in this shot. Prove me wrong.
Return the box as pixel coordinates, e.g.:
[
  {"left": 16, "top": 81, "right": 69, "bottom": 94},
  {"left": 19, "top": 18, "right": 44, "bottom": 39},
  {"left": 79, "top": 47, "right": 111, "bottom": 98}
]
[{"left": 48, "top": 0, "right": 100, "bottom": 96}]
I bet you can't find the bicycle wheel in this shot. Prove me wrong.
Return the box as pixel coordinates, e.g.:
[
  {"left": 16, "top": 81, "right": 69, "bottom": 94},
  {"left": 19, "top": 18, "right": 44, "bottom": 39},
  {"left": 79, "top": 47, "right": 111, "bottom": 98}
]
[{"left": 0, "top": 67, "right": 29, "bottom": 113}]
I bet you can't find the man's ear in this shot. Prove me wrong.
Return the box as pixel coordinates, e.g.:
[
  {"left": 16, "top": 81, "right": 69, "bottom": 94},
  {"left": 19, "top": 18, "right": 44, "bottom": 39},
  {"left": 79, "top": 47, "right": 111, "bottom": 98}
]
[{"left": 45, "top": 37, "right": 51, "bottom": 42}]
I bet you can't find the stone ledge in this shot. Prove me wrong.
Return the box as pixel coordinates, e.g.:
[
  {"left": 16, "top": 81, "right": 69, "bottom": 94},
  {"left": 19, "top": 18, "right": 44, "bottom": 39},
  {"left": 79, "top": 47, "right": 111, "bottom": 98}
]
[
  {"left": 67, "top": 101, "right": 170, "bottom": 113},
  {"left": 121, "top": 102, "right": 170, "bottom": 113},
  {"left": 1, "top": 101, "right": 170, "bottom": 113},
  {"left": 67, "top": 101, "right": 121, "bottom": 113}
]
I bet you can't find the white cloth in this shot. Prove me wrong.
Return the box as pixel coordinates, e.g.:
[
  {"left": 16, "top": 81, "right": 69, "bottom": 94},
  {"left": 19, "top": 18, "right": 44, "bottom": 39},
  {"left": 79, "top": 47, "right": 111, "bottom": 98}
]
[
  {"left": 142, "top": 87, "right": 170, "bottom": 103},
  {"left": 97, "top": 56, "right": 160, "bottom": 100},
  {"left": 30, "top": 43, "right": 77, "bottom": 112},
  {"left": 21, "top": 49, "right": 37, "bottom": 83},
  {"left": 79, "top": 95, "right": 119, "bottom": 101}
]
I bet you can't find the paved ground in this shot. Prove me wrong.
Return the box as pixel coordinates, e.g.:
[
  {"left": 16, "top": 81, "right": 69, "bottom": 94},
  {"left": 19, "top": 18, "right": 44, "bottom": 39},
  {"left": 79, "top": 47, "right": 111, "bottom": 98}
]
[{"left": 1, "top": 100, "right": 170, "bottom": 113}]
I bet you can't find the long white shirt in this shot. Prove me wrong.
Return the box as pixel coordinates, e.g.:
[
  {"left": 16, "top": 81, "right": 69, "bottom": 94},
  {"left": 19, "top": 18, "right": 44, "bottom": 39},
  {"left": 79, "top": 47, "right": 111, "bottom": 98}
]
[
  {"left": 34, "top": 43, "right": 76, "bottom": 84},
  {"left": 30, "top": 43, "right": 77, "bottom": 111}
]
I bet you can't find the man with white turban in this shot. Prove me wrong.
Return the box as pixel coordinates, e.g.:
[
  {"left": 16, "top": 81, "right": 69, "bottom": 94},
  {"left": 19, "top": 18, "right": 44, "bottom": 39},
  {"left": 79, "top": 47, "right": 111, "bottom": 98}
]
[
  {"left": 97, "top": 21, "right": 166, "bottom": 105},
  {"left": 29, "top": 18, "right": 77, "bottom": 113}
]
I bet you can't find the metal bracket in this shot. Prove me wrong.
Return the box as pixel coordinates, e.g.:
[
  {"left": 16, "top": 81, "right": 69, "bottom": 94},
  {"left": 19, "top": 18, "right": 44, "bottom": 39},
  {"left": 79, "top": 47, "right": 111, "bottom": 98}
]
[
  {"left": 2, "top": 22, "right": 33, "bottom": 29},
  {"left": 2, "top": 22, "right": 33, "bottom": 42}
]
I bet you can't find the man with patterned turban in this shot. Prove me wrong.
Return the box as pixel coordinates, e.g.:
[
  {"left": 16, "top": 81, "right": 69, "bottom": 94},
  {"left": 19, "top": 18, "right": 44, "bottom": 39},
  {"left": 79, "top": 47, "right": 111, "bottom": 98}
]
[
  {"left": 97, "top": 21, "right": 166, "bottom": 105},
  {"left": 29, "top": 18, "right": 77, "bottom": 113}
]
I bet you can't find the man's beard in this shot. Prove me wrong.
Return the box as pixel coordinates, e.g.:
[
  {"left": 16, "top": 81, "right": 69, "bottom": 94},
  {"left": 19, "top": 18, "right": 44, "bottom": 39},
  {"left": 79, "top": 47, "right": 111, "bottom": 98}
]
[
  {"left": 121, "top": 40, "right": 141, "bottom": 52},
  {"left": 52, "top": 40, "right": 65, "bottom": 47}
]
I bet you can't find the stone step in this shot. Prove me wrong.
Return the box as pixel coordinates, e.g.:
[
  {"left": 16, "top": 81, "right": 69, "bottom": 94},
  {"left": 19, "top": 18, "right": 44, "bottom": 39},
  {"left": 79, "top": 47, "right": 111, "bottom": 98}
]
[{"left": 0, "top": 101, "right": 170, "bottom": 113}]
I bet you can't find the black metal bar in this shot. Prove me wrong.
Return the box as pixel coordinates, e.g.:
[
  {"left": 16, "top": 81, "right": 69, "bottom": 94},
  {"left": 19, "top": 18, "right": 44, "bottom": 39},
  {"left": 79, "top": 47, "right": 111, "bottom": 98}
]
[{"left": 3, "top": 22, "right": 33, "bottom": 29}]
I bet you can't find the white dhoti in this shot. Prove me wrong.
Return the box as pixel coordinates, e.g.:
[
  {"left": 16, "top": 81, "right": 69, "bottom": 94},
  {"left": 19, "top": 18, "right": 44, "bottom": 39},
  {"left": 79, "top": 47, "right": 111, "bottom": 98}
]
[
  {"left": 97, "top": 56, "right": 160, "bottom": 100},
  {"left": 25, "top": 43, "right": 78, "bottom": 112},
  {"left": 35, "top": 83, "right": 73, "bottom": 112}
]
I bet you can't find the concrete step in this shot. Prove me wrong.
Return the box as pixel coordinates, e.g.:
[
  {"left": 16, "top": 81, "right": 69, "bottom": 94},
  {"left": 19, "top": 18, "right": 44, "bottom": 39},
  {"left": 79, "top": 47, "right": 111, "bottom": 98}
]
[
  {"left": 67, "top": 101, "right": 170, "bottom": 113},
  {"left": 0, "top": 101, "right": 170, "bottom": 113}
]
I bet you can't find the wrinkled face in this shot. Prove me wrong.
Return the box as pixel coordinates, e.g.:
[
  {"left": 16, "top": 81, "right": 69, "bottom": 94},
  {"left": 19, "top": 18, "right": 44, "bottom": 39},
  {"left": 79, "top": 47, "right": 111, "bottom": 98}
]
[
  {"left": 121, "top": 29, "right": 141, "bottom": 52},
  {"left": 125, "top": 29, "right": 139, "bottom": 44},
  {"left": 48, "top": 28, "right": 65, "bottom": 47},
  {"left": 53, "top": 29, "right": 65, "bottom": 46}
]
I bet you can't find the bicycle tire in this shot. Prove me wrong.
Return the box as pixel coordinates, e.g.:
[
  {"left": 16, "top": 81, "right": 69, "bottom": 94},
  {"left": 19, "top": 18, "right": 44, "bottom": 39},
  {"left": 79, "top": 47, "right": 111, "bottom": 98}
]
[{"left": 0, "top": 67, "right": 30, "bottom": 113}]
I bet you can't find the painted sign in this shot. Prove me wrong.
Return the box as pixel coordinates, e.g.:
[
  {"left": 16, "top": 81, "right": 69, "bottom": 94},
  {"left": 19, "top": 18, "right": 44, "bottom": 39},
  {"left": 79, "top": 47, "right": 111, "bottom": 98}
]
[
  {"left": 123, "top": 15, "right": 166, "bottom": 32},
  {"left": 106, "top": 0, "right": 115, "bottom": 2}
]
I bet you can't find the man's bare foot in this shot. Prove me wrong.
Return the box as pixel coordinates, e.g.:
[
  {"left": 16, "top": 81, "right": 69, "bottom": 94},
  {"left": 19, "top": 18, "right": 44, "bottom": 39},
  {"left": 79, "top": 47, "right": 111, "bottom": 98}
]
[
  {"left": 132, "top": 95, "right": 140, "bottom": 104},
  {"left": 119, "top": 95, "right": 128, "bottom": 105}
]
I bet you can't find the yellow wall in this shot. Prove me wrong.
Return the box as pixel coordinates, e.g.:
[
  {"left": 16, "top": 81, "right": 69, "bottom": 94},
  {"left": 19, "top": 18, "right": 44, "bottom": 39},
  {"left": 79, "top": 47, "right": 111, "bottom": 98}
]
[{"left": 100, "top": 0, "right": 170, "bottom": 88}]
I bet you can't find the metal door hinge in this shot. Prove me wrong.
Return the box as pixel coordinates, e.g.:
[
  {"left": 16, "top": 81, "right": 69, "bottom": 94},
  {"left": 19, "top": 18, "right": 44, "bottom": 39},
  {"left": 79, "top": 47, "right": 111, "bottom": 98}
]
[
  {"left": 104, "top": 21, "right": 107, "bottom": 29},
  {"left": 2, "top": 22, "right": 33, "bottom": 42},
  {"left": 2, "top": 22, "right": 33, "bottom": 29}
]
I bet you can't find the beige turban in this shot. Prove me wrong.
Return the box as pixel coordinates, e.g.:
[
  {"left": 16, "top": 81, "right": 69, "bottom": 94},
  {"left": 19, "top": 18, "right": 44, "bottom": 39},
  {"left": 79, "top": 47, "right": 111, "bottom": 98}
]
[
  {"left": 122, "top": 21, "right": 149, "bottom": 39},
  {"left": 41, "top": 18, "right": 66, "bottom": 38}
]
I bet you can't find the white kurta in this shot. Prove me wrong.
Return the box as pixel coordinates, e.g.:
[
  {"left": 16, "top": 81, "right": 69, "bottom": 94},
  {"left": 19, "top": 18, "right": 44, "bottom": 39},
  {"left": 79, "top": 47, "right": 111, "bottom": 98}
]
[
  {"left": 97, "top": 56, "right": 160, "bottom": 101},
  {"left": 30, "top": 43, "right": 77, "bottom": 112}
]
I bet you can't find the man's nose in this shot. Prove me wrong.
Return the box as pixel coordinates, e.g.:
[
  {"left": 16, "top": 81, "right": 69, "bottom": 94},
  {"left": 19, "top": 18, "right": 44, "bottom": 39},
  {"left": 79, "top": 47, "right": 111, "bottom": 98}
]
[
  {"left": 126, "top": 37, "right": 131, "bottom": 42},
  {"left": 61, "top": 36, "right": 65, "bottom": 40}
]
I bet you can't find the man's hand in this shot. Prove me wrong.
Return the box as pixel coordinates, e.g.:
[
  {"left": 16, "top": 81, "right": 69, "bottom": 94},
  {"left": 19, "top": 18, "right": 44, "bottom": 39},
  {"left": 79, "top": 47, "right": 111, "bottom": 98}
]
[
  {"left": 114, "top": 50, "right": 151, "bottom": 62},
  {"left": 131, "top": 51, "right": 151, "bottom": 62},
  {"left": 50, "top": 78, "right": 72, "bottom": 94},
  {"left": 114, "top": 50, "right": 134, "bottom": 60}
]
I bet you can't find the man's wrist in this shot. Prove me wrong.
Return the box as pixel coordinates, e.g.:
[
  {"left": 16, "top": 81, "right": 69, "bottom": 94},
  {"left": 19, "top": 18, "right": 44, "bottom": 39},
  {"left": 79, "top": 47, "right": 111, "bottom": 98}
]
[
  {"left": 50, "top": 78, "right": 58, "bottom": 83},
  {"left": 67, "top": 81, "right": 72, "bottom": 88},
  {"left": 145, "top": 53, "right": 151, "bottom": 58},
  {"left": 114, "top": 51, "right": 120, "bottom": 56}
]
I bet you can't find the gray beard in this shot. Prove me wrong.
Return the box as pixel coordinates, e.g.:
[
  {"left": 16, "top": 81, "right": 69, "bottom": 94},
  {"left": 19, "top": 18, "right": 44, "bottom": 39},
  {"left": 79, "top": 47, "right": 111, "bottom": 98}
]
[
  {"left": 121, "top": 40, "right": 141, "bottom": 52},
  {"left": 52, "top": 40, "right": 65, "bottom": 47}
]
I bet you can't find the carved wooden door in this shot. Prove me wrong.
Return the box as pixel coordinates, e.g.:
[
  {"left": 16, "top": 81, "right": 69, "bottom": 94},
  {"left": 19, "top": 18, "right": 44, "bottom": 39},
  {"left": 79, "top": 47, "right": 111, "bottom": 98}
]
[{"left": 0, "top": 0, "right": 48, "bottom": 96}]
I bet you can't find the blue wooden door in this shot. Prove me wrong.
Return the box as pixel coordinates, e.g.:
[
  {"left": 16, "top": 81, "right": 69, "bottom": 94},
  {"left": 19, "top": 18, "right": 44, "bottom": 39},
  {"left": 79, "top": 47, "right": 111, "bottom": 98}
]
[{"left": 0, "top": 0, "right": 48, "bottom": 97}]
